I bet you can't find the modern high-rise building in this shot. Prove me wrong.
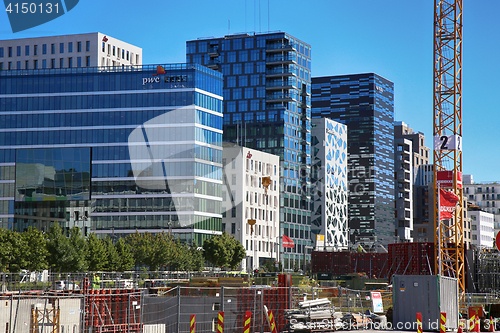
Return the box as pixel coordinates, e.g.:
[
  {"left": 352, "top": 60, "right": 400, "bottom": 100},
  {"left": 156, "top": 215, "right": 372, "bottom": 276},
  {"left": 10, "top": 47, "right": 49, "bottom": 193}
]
[
  {"left": 394, "top": 121, "right": 431, "bottom": 180},
  {"left": 393, "top": 121, "right": 431, "bottom": 242},
  {"left": 0, "top": 33, "right": 142, "bottom": 70},
  {"left": 222, "top": 145, "right": 280, "bottom": 271},
  {"left": 311, "top": 118, "right": 348, "bottom": 250},
  {"left": 187, "top": 32, "right": 313, "bottom": 268},
  {"left": 0, "top": 63, "right": 223, "bottom": 245},
  {"left": 311, "top": 73, "right": 395, "bottom": 247},
  {"left": 394, "top": 137, "right": 414, "bottom": 241}
]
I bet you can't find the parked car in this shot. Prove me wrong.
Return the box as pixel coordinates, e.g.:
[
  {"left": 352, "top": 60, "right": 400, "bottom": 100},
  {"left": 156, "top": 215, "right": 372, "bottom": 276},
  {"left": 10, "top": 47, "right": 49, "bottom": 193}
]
[{"left": 54, "top": 280, "right": 80, "bottom": 291}]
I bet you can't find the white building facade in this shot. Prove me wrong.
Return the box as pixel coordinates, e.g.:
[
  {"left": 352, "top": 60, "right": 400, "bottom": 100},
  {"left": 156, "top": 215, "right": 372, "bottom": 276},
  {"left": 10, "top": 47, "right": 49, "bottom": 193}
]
[
  {"left": 0, "top": 32, "right": 142, "bottom": 70},
  {"left": 311, "top": 118, "right": 348, "bottom": 250},
  {"left": 463, "top": 175, "right": 500, "bottom": 230},
  {"left": 394, "top": 138, "right": 413, "bottom": 241},
  {"left": 222, "top": 145, "right": 280, "bottom": 271},
  {"left": 469, "top": 210, "right": 495, "bottom": 248}
]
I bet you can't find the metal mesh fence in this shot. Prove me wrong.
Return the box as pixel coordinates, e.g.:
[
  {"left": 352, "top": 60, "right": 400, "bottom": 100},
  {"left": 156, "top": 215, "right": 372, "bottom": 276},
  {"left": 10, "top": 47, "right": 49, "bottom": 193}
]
[{"left": 0, "top": 283, "right": 498, "bottom": 333}]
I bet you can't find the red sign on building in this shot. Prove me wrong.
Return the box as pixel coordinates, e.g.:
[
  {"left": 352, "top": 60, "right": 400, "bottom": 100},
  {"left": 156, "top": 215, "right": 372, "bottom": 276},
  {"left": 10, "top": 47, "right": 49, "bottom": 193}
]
[{"left": 436, "top": 171, "right": 462, "bottom": 188}]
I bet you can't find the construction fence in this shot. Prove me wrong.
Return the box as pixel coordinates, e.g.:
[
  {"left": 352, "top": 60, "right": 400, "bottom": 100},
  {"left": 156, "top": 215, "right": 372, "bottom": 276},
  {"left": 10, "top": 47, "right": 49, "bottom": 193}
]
[{"left": 0, "top": 284, "right": 499, "bottom": 333}]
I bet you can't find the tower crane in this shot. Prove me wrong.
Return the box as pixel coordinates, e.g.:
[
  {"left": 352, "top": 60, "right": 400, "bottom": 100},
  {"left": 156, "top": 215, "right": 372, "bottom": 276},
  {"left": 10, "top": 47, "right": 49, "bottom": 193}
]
[{"left": 433, "top": 0, "right": 464, "bottom": 292}]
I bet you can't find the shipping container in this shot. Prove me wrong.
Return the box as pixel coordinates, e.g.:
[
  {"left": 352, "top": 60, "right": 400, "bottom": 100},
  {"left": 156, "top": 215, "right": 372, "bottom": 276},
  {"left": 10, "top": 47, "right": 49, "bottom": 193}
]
[{"left": 392, "top": 275, "right": 458, "bottom": 331}]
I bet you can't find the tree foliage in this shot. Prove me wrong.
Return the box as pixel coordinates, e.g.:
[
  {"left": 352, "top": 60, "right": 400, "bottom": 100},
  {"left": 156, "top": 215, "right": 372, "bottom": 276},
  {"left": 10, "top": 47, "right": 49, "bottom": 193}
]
[
  {"left": 86, "top": 233, "right": 108, "bottom": 271},
  {"left": 46, "top": 224, "right": 87, "bottom": 272},
  {"left": 0, "top": 228, "right": 27, "bottom": 272},
  {"left": 114, "top": 238, "right": 134, "bottom": 271},
  {"left": 203, "top": 232, "right": 246, "bottom": 270},
  {"left": 0, "top": 227, "right": 210, "bottom": 273},
  {"left": 21, "top": 227, "right": 48, "bottom": 271}
]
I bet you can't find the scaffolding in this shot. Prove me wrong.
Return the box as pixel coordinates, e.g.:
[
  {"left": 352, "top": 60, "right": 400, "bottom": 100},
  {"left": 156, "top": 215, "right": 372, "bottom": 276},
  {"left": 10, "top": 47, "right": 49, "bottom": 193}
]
[{"left": 476, "top": 248, "right": 500, "bottom": 294}]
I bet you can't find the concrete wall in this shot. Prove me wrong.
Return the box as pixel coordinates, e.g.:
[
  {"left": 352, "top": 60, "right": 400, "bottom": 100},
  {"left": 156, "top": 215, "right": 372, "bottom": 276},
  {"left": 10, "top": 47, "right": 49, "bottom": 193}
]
[{"left": 0, "top": 296, "right": 83, "bottom": 333}]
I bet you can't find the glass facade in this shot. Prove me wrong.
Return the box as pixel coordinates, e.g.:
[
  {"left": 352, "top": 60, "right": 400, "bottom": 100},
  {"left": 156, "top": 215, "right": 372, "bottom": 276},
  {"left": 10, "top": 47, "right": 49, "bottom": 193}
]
[
  {"left": 0, "top": 64, "right": 223, "bottom": 245},
  {"left": 187, "top": 32, "right": 313, "bottom": 266},
  {"left": 311, "top": 73, "right": 395, "bottom": 246}
]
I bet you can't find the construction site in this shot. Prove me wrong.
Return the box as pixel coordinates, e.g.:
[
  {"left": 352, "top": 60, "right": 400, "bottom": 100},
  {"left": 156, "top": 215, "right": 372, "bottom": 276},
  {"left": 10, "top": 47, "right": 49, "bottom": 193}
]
[
  {"left": 2, "top": 0, "right": 499, "bottom": 331},
  {"left": 311, "top": 242, "right": 500, "bottom": 294},
  {"left": 0, "top": 269, "right": 499, "bottom": 333}
]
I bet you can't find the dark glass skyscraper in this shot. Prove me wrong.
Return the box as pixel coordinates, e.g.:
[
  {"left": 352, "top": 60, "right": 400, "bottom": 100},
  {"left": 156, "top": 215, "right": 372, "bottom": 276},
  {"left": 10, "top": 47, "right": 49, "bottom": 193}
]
[
  {"left": 187, "top": 32, "right": 313, "bottom": 267},
  {"left": 0, "top": 64, "right": 223, "bottom": 245},
  {"left": 312, "top": 73, "right": 395, "bottom": 246}
]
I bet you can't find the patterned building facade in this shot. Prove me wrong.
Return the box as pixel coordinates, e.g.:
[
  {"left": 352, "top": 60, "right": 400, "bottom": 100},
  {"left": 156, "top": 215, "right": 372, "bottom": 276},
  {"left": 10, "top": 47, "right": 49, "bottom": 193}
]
[
  {"left": 311, "top": 118, "right": 348, "bottom": 250},
  {"left": 312, "top": 73, "right": 395, "bottom": 247}
]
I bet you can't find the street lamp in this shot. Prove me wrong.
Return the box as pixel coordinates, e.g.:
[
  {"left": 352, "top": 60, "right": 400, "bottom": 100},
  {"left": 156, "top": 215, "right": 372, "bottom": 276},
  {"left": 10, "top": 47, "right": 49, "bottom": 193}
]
[{"left": 303, "top": 245, "right": 313, "bottom": 275}]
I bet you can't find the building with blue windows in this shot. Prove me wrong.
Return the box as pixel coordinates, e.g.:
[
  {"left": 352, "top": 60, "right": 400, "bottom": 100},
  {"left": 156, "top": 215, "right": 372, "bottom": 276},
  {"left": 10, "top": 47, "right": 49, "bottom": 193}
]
[
  {"left": 311, "top": 118, "right": 348, "bottom": 250},
  {"left": 312, "top": 73, "right": 395, "bottom": 247},
  {"left": 0, "top": 63, "right": 223, "bottom": 244},
  {"left": 186, "top": 32, "right": 313, "bottom": 268}
]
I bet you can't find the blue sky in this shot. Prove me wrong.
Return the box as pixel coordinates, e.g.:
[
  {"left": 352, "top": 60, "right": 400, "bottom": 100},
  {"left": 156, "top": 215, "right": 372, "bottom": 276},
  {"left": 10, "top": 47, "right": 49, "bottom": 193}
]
[{"left": 1, "top": 0, "right": 498, "bottom": 182}]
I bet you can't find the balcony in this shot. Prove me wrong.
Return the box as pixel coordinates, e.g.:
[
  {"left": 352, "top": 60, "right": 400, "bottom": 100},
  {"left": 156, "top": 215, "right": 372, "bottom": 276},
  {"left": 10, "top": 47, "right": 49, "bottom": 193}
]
[
  {"left": 208, "top": 46, "right": 219, "bottom": 57},
  {"left": 398, "top": 184, "right": 411, "bottom": 192},
  {"left": 265, "top": 67, "right": 296, "bottom": 78},
  {"left": 266, "top": 55, "right": 296, "bottom": 65},
  {"left": 399, "top": 156, "right": 410, "bottom": 164},
  {"left": 266, "top": 93, "right": 294, "bottom": 103},
  {"left": 266, "top": 43, "right": 296, "bottom": 53},
  {"left": 207, "top": 60, "right": 220, "bottom": 70},
  {"left": 266, "top": 104, "right": 287, "bottom": 111},
  {"left": 265, "top": 80, "right": 295, "bottom": 90}
]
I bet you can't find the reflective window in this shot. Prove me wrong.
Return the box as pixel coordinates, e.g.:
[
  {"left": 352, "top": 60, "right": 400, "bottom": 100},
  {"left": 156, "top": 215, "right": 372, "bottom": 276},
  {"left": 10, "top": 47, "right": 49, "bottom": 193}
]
[{"left": 15, "top": 147, "right": 91, "bottom": 201}]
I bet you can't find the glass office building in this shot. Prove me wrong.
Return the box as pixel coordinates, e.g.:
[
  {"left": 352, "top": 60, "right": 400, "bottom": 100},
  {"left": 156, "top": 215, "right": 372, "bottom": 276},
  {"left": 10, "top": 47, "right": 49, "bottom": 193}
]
[
  {"left": 0, "top": 63, "right": 223, "bottom": 244},
  {"left": 187, "top": 32, "right": 313, "bottom": 267},
  {"left": 312, "top": 73, "right": 395, "bottom": 247}
]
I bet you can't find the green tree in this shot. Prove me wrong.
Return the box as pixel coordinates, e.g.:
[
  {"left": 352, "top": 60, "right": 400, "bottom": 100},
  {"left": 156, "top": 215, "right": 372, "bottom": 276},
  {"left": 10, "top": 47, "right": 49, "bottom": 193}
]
[
  {"left": 0, "top": 229, "right": 14, "bottom": 272},
  {"left": 228, "top": 239, "right": 246, "bottom": 270},
  {"left": 21, "top": 227, "right": 48, "bottom": 271},
  {"left": 126, "top": 232, "right": 156, "bottom": 269},
  {"left": 68, "top": 227, "right": 87, "bottom": 272},
  {"left": 104, "top": 237, "right": 120, "bottom": 272},
  {"left": 203, "top": 232, "right": 245, "bottom": 270},
  {"left": 0, "top": 229, "right": 27, "bottom": 272},
  {"left": 169, "top": 240, "right": 191, "bottom": 271},
  {"left": 86, "top": 233, "right": 107, "bottom": 271},
  {"left": 46, "top": 225, "right": 87, "bottom": 272},
  {"left": 151, "top": 232, "right": 172, "bottom": 270},
  {"left": 188, "top": 243, "right": 205, "bottom": 272},
  {"left": 114, "top": 238, "right": 134, "bottom": 271}
]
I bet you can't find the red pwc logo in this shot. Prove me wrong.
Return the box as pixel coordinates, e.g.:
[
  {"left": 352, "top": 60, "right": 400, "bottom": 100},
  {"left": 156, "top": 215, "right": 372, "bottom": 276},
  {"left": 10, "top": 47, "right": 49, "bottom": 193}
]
[
  {"left": 246, "top": 152, "right": 252, "bottom": 159},
  {"left": 102, "top": 36, "right": 108, "bottom": 42}
]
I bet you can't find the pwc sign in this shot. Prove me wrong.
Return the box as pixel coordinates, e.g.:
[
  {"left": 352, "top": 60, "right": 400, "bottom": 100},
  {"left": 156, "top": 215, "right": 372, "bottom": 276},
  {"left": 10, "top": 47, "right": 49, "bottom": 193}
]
[{"left": 4, "top": 0, "right": 80, "bottom": 33}]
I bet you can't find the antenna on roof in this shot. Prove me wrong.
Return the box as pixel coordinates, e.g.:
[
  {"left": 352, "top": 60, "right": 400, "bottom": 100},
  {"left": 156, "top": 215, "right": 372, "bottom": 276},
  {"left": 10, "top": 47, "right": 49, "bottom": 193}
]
[{"left": 259, "top": 0, "right": 261, "bottom": 32}]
